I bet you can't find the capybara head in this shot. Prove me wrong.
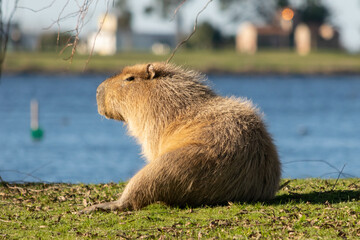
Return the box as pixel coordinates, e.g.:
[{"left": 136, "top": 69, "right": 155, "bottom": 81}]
[{"left": 96, "top": 62, "right": 215, "bottom": 123}]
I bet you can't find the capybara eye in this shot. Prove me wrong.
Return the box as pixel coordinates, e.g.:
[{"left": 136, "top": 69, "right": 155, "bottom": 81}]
[{"left": 125, "top": 76, "right": 135, "bottom": 81}]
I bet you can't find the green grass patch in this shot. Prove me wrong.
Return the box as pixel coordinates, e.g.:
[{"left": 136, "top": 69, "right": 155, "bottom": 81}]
[
  {"left": 4, "top": 50, "right": 360, "bottom": 75},
  {"left": 0, "top": 179, "right": 359, "bottom": 239}
]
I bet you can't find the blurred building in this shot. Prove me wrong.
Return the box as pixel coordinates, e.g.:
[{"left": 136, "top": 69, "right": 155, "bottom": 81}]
[
  {"left": 236, "top": 7, "right": 340, "bottom": 55},
  {"left": 1, "top": 21, "right": 39, "bottom": 52},
  {"left": 87, "top": 13, "right": 175, "bottom": 55},
  {"left": 87, "top": 14, "right": 117, "bottom": 55},
  {"left": 236, "top": 22, "right": 257, "bottom": 54},
  {"left": 123, "top": 32, "right": 174, "bottom": 51}
]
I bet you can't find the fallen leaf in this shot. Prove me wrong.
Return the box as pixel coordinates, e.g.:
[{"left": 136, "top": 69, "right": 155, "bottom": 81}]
[
  {"left": 58, "top": 196, "right": 66, "bottom": 202},
  {"left": 83, "top": 198, "right": 87, "bottom": 207}
]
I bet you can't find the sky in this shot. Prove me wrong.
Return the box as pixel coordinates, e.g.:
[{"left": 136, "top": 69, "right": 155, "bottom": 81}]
[{"left": 3, "top": 0, "right": 360, "bottom": 52}]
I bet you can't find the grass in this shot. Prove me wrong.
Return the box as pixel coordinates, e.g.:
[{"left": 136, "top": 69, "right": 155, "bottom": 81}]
[
  {"left": 4, "top": 49, "right": 360, "bottom": 75},
  {"left": 0, "top": 179, "right": 359, "bottom": 239}
]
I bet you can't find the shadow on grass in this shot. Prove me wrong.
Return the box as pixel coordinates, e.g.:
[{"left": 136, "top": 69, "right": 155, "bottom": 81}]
[
  {"left": 270, "top": 190, "right": 360, "bottom": 205},
  {"left": 1, "top": 182, "right": 359, "bottom": 208}
]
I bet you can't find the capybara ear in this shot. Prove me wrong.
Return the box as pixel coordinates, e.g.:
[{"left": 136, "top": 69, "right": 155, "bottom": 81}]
[{"left": 147, "top": 64, "right": 156, "bottom": 79}]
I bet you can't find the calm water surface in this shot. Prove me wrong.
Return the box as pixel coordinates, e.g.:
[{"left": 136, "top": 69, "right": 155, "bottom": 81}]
[{"left": 0, "top": 74, "right": 359, "bottom": 183}]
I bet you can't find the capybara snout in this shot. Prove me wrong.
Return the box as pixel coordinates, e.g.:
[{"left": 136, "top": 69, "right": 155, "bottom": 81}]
[{"left": 96, "top": 81, "right": 106, "bottom": 116}]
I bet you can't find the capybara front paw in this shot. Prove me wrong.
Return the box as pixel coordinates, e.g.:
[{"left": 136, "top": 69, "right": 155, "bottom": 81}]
[
  {"left": 79, "top": 205, "right": 98, "bottom": 214},
  {"left": 79, "top": 201, "right": 121, "bottom": 214}
]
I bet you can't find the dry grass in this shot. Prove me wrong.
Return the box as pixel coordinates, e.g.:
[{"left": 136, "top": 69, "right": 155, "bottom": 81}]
[{"left": 0, "top": 179, "right": 359, "bottom": 239}]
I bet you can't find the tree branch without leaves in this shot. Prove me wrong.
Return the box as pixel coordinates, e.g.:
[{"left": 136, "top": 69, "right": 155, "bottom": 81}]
[
  {"left": 56, "top": 0, "right": 94, "bottom": 63},
  {"left": 43, "top": 0, "right": 112, "bottom": 66},
  {"left": 0, "top": 0, "right": 19, "bottom": 79},
  {"left": 84, "top": 0, "right": 112, "bottom": 70},
  {"left": 166, "top": 0, "right": 213, "bottom": 63},
  {"left": 170, "top": 0, "right": 187, "bottom": 21},
  {"left": 17, "top": 0, "right": 57, "bottom": 13}
]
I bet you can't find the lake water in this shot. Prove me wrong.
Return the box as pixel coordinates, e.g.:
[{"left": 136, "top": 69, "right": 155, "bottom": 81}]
[{"left": 0, "top": 74, "right": 359, "bottom": 183}]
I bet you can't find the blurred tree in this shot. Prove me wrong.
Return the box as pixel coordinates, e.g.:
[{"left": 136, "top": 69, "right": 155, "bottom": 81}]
[
  {"left": 145, "top": 0, "right": 296, "bottom": 23},
  {"left": 296, "top": 0, "right": 330, "bottom": 49},
  {"left": 142, "top": 0, "right": 280, "bottom": 46},
  {"left": 143, "top": 0, "right": 187, "bottom": 44},
  {"left": 219, "top": 0, "right": 330, "bottom": 25},
  {"left": 185, "top": 21, "right": 222, "bottom": 49},
  {"left": 114, "top": 0, "right": 132, "bottom": 31},
  {"left": 38, "top": 32, "right": 73, "bottom": 51},
  {"left": 144, "top": 0, "right": 281, "bottom": 24},
  {"left": 144, "top": 0, "right": 186, "bottom": 18},
  {"left": 0, "top": 0, "right": 19, "bottom": 79},
  {"left": 218, "top": 0, "right": 278, "bottom": 24},
  {"left": 114, "top": 0, "right": 133, "bottom": 50},
  {"left": 297, "top": 0, "right": 329, "bottom": 24},
  {"left": 277, "top": 0, "right": 289, "bottom": 8}
]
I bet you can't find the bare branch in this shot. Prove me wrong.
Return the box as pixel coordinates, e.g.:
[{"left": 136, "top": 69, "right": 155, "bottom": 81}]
[
  {"left": 284, "top": 159, "right": 341, "bottom": 173},
  {"left": 279, "top": 180, "right": 291, "bottom": 190},
  {"left": 48, "top": 0, "right": 113, "bottom": 67},
  {"left": 55, "top": 0, "right": 71, "bottom": 48},
  {"left": 170, "top": 0, "right": 187, "bottom": 21},
  {"left": 331, "top": 164, "right": 346, "bottom": 191},
  {"left": 0, "top": 169, "right": 46, "bottom": 183},
  {"left": 20, "top": 162, "right": 52, "bottom": 182},
  {"left": 84, "top": 0, "right": 112, "bottom": 71},
  {"left": 0, "top": 0, "right": 20, "bottom": 78},
  {"left": 54, "top": 0, "right": 94, "bottom": 63},
  {"left": 284, "top": 160, "right": 356, "bottom": 178},
  {"left": 166, "top": 0, "right": 213, "bottom": 64},
  {"left": 17, "top": 0, "right": 57, "bottom": 13},
  {"left": 0, "top": 175, "right": 9, "bottom": 188}
]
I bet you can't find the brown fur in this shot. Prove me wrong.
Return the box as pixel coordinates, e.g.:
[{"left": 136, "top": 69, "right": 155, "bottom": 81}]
[{"left": 84, "top": 62, "right": 281, "bottom": 212}]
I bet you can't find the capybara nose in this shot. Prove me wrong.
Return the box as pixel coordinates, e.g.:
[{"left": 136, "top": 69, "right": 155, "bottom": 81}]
[
  {"left": 96, "top": 82, "right": 107, "bottom": 116},
  {"left": 96, "top": 82, "right": 106, "bottom": 101}
]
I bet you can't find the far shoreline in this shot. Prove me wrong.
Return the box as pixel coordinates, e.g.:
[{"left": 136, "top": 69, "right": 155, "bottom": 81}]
[
  {"left": 3, "top": 50, "right": 360, "bottom": 77},
  {"left": 3, "top": 67, "right": 360, "bottom": 77}
]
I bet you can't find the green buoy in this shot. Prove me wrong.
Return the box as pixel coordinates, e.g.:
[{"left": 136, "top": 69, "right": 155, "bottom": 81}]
[
  {"left": 31, "top": 127, "right": 44, "bottom": 140},
  {"left": 30, "top": 99, "right": 44, "bottom": 141}
]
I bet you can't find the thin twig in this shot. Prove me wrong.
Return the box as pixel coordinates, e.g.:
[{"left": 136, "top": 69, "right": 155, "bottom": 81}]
[
  {"left": 279, "top": 180, "right": 291, "bottom": 191},
  {"left": 55, "top": 0, "right": 71, "bottom": 48},
  {"left": 17, "top": 186, "right": 60, "bottom": 193},
  {"left": 170, "top": 0, "right": 187, "bottom": 21},
  {"left": 0, "top": 175, "right": 9, "bottom": 188},
  {"left": 0, "top": 218, "right": 19, "bottom": 223},
  {"left": 319, "top": 172, "right": 355, "bottom": 178},
  {"left": 17, "top": 0, "right": 56, "bottom": 13},
  {"left": 51, "top": 0, "right": 95, "bottom": 63},
  {"left": 120, "top": 220, "right": 268, "bottom": 234},
  {"left": 283, "top": 160, "right": 355, "bottom": 178},
  {"left": 50, "top": 0, "right": 111, "bottom": 68},
  {"left": 166, "top": 0, "right": 213, "bottom": 64},
  {"left": 0, "top": 169, "right": 46, "bottom": 183},
  {"left": 0, "top": 0, "right": 19, "bottom": 78},
  {"left": 283, "top": 160, "right": 341, "bottom": 173},
  {"left": 21, "top": 162, "right": 52, "bottom": 182},
  {"left": 331, "top": 164, "right": 346, "bottom": 191},
  {"left": 84, "top": 0, "right": 111, "bottom": 71}
]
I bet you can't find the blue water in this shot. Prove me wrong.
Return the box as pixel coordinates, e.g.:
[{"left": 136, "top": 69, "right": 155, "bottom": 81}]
[{"left": 0, "top": 74, "right": 359, "bottom": 183}]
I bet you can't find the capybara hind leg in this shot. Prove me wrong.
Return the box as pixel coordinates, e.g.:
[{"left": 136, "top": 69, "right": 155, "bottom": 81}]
[
  {"left": 116, "top": 149, "right": 216, "bottom": 209},
  {"left": 80, "top": 200, "right": 127, "bottom": 214},
  {"left": 115, "top": 163, "right": 164, "bottom": 210}
]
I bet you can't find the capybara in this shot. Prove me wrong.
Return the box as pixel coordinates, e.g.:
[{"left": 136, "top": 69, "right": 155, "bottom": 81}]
[{"left": 82, "top": 62, "right": 281, "bottom": 213}]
